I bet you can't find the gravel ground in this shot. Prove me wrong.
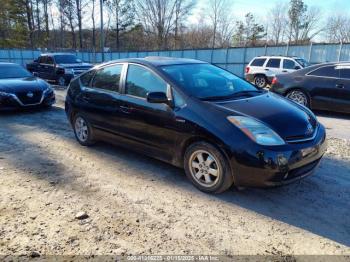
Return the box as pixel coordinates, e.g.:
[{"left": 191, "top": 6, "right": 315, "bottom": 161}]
[{"left": 0, "top": 89, "right": 349, "bottom": 256}]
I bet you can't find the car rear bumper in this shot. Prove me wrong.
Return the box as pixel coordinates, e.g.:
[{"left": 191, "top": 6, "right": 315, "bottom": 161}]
[{"left": 229, "top": 124, "right": 327, "bottom": 187}]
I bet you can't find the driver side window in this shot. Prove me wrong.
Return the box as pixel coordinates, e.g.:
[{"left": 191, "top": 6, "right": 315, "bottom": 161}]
[{"left": 125, "top": 64, "right": 167, "bottom": 99}]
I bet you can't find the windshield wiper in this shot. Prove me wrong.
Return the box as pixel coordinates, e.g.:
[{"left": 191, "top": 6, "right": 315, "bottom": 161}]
[{"left": 201, "top": 90, "right": 264, "bottom": 101}]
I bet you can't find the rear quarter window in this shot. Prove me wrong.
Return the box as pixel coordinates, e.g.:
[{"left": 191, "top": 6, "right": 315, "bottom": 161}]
[{"left": 250, "top": 58, "right": 266, "bottom": 67}]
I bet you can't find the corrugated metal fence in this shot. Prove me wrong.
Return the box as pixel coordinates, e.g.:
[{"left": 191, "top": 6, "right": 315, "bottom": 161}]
[{"left": 1, "top": 43, "right": 350, "bottom": 77}]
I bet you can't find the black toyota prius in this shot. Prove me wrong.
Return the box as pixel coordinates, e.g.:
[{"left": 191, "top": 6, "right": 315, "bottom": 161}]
[
  {"left": 0, "top": 63, "right": 55, "bottom": 110},
  {"left": 65, "top": 57, "right": 327, "bottom": 193}
]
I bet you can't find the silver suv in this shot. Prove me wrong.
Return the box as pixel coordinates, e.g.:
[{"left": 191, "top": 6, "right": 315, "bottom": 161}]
[{"left": 245, "top": 56, "right": 310, "bottom": 88}]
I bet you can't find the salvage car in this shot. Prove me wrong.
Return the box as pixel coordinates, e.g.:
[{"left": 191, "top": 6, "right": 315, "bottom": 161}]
[
  {"left": 27, "top": 53, "right": 93, "bottom": 86},
  {"left": 65, "top": 57, "right": 326, "bottom": 193},
  {"left": 270, "top": 62, "right": 350, "bottom": 113},
  {"left": 0, "top": 63, "right": 55, "bottom": 110}
]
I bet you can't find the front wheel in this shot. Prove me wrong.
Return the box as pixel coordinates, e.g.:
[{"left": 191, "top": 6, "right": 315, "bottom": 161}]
[
  {"left": 286, "top": 90, "right": 310, "bottom": 108},
  {"left": 184, "top": 142, "right": 234, "bottom": 194},
  {"left": 73, "top": 114, "right": 95, "bottom": 146},
  {"left": 57, "top": 76, "right": 66, "bottom": 87}
]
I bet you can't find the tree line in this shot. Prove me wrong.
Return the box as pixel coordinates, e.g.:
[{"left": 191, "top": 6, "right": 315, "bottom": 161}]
[{"left": 0, "top": 0, "right": 349, "bottom": 51}]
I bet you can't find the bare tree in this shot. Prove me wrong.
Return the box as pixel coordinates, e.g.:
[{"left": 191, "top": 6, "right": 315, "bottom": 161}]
[
  {"left": 91, "top": 0, "right": 97, "bottom": 49},
  {"left": 325, "top": 13, "right": 350, "bottom": 43},
  {"left": 269, "top": 2, "right": 288, "bottom": 45},
  {"left": 206, "top": 0, "right": 232, "bottom": 48}
]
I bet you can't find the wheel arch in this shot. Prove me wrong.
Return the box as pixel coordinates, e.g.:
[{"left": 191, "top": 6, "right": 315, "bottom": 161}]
[{"left": 177, "top": 135, "right": 237, "bottom": 185}]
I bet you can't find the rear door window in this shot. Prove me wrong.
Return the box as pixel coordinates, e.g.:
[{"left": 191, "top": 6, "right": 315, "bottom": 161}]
[
  {"left": 266, "top": 58, "right": 281, "bottom": 68},
  {"left": 250, "top": 58, "right": 266, "bottom": 67},
  {"left": 308, "top": 66, "right": 339, "bottom": 78},
  {"left": 91, "top": 64, "right": 123, "bottom": 92}
]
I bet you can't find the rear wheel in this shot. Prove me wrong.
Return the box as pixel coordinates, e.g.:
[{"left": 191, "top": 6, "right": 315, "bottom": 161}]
[
  {"left": 184, "top": 142, "right": 233, "bottom": 194},
  {"left": 254, "top": 75, "right": 267, "bottom": 88},
  {"left": 286, "top": 89, "right": 310, "bottom": 108},
  {"left": 73, "top": 114, "right": 95, "bottom": 146}
]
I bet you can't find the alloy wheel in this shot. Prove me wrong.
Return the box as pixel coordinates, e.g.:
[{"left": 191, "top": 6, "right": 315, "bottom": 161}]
[
  {"left": 286, "top": 90, "right": 308, "bottom": 106},
  {"left": 74, "top": 116, "right": 89, "bottom": 142},
  {"left": 58, "top": 77, "right": 66, "bottom": 86},
  {"left": 189, "top": 150, "right": 221, "bottom": 188},
  {"left": 255, "top": 76, "right": 266, "bottom": 88}
]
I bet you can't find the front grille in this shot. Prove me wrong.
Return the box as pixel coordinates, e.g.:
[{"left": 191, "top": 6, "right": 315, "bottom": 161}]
[
  {"left": 16, "top": 91, "right": 42, "bottom": 105},
  {"left": 286, "top": 124, "right": 319, "bottom": 143}
]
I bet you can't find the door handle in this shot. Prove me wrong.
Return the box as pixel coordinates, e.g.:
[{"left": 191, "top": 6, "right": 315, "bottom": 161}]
[
  {"left": 282, "top": 70, "right": 288, "bottom": 73},
  {"left": 120, "top": 105, "right": 133, "bottom": 113},
  {"left": 264, "top": 68, "right": 269, "bottom": 71},
  {"left": 336, "top": 84, "right": 344, "bottom": 89}
]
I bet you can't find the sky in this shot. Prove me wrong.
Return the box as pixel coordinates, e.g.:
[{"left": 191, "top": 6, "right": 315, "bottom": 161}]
[{"left": 189, "top": 0, "right": 350, "bottom": 23}]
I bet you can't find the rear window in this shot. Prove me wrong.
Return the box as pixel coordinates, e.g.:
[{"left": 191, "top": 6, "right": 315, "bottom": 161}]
[
  {"left": 308, "top": 66, "right": 339, "bottom": 78},
  {"left": 266, "top": 58, "right": 281, "bottom": 68},
  {"left": 250, "top": 58, "right": 266, "bottom": 67}
]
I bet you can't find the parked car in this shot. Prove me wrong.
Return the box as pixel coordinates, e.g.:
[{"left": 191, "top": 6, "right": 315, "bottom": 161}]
[
  {"left": 270, "top": 62, "right": 350, "bottom": 114},
  {"left": 245, "top": 56, "right": 310, "bottom": 88},
  {"left": 65, "top": 57, "right": 326, "bottom": 194},
  {"left": 0, "top": 62, "right": 55, "bottom": 110},
  {"left": 27, "top": 53, "right": 93, "bottom": 86}
]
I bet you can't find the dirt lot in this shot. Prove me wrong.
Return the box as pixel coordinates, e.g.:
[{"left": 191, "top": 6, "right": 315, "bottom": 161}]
[{"left": 0, "top": 89, "right": 349, "bottom": 256}]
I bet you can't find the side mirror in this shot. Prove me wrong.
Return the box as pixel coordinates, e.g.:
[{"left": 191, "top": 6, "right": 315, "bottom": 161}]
[
  {"left": 32, "top": 72, "right": 39, "bottom": 77},
  {"left": 34, "top": 59, "right": 38, "bottom": 63},
  {"left": 147, "top": 92, "right": 170, "bottom": 105},
  {"left": 294, "top": 65, "right": 301, "bottom": 70}
]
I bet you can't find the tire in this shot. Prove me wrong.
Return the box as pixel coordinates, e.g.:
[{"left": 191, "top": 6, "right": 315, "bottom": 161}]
[
  {"left": 57, "top": 76, "right": 66, "bottom": 87},
  {"left": 73, "top": 114, "right": 95, "bottom": 146},
  {"left": 254, "top": 75, "right": 267, "bottom": 88},
  {"left": 184, "top": 142, "right": 234, "bottom": 194},
  {"left": 285, "top": 89, "right": 310, "bottom": 108}
]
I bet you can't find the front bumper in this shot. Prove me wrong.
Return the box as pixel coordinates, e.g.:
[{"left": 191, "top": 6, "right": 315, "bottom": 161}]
[
  {"left": 229, "top": 124, "right": 327, "bottom": 187},
  {"left": 0, "top": 91, "right": 55, "bottom": 111}
]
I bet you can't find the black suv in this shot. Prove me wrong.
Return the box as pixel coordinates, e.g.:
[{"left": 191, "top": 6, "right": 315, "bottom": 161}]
[{"left": 27, "top": 53, "right": 93, "bottom": 86}]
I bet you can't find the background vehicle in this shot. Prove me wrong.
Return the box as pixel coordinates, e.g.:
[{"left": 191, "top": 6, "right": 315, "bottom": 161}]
[
  {"left": 65, "top": 57, "right": 326, "bottom": 194},
  {"left": 245, "top": 56, "right": 310, "bottom": 88},
  {"left": 26, "top": 53, "right": 93, "bottom": 86},
  {"left": 0, "top": 63, "right": 55, "bottom": 110},
  {"left": 270, "top": 62, "right": 350, "bottom": 114}
]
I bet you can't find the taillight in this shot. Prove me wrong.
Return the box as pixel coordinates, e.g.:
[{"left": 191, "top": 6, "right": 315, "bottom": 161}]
[
  {"left": 245, "top": 66, "right": 250, "bottom": 73},
  {"left": 271, "top": 77, "right": 278, "bottom": 85}
]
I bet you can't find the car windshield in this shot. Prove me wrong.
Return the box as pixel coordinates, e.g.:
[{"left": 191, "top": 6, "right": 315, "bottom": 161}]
[
  {"left": 0, "top": 64, "right": 32, "bottom": 79},
  {"left": 54, "top": 55, "right": 80, "bottom": 64},
  {"left": 295, "top": 58, "right": 310, "bottom": 68},
  {"left": 160, "top": 63, "right": 260, "bottom": 100}
]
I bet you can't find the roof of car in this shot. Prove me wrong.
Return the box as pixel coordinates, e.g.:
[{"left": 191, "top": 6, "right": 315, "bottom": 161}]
[
  {"left": 40, "top": 53, "right": 76, "bottom": 56},
  {"left": 97, "top": 57, "right": 206, "bottom": 68},
  {"left": 254, "top": 55, "right": 303, "bottom": 59}
]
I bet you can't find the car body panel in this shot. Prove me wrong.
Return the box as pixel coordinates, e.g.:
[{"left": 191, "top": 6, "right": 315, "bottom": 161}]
[{"left": 65, "top": 57, "right": 327, "bottom": 188}]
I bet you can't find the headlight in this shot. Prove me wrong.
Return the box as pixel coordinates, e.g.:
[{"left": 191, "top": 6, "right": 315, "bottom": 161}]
[
  {"left": 0, "top": 91, "right": 12, "bottom": 97},
  {"left": 227, "top": 116, "right": 285, "bottom": 146},
  {"left": 43, "top": 85, "right": 54, "bottom": 94}
]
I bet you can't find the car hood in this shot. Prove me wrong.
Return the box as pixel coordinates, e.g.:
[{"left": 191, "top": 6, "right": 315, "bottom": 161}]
[
  {"left": 57, "top": 62, "right": 93, "bottom": 68},
  {"left": 0, "top": 77, "right": 48, "bottom": 93},
  {"left": 211, "top": 92, "right": 317, "bottom": 140}
]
